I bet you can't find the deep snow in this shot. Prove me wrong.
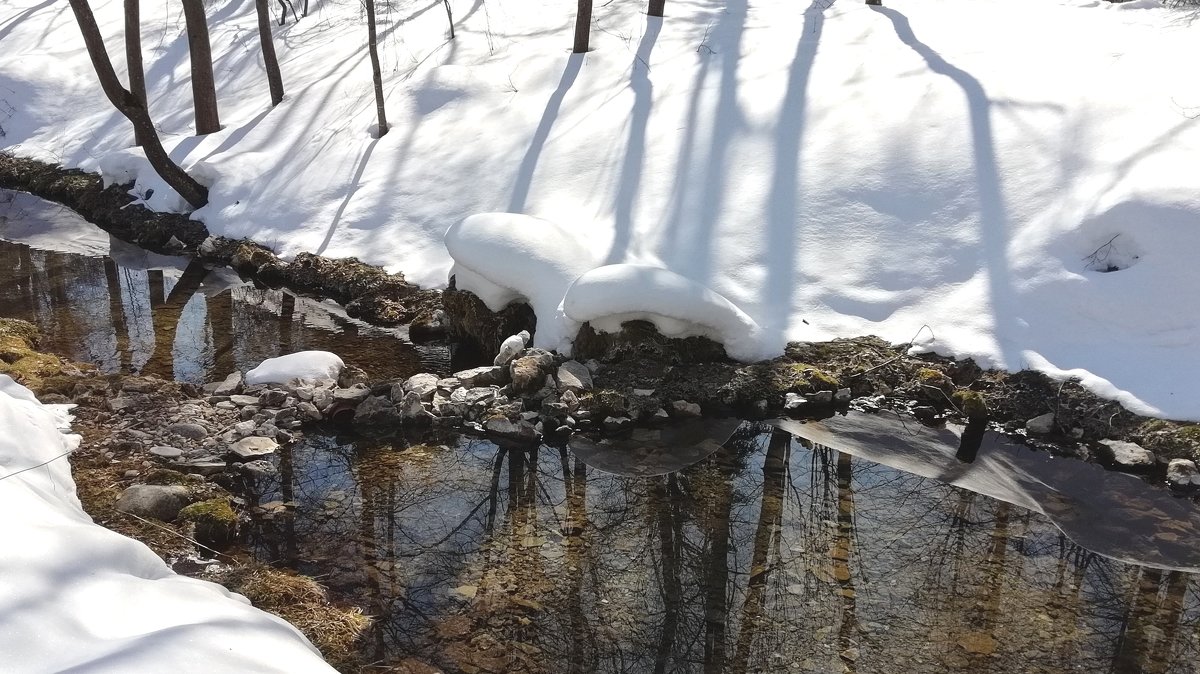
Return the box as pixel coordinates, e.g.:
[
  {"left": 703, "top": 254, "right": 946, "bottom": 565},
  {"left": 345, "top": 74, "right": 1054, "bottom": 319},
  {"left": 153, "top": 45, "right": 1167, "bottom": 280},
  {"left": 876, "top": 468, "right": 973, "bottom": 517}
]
[
  {"left": 0, "top": 375, "right": 336, "bottom": 672},
  {"left": 2, "top": 0, "right": 1199, "bottom": 418}
]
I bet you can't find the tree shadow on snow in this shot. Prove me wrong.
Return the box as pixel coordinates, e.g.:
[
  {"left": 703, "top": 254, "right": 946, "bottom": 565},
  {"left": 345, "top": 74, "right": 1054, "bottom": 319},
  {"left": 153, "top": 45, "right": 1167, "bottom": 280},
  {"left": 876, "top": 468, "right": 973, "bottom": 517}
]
[{"left": 508, "top": 54, "right": 583, "bottom": 214}]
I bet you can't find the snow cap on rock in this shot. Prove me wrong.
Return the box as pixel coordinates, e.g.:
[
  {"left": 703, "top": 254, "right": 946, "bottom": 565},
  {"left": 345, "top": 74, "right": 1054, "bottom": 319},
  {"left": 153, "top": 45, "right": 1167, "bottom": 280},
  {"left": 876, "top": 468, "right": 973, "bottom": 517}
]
[{"left": 245, "top": 351, "right": 345, "bottom": 386}]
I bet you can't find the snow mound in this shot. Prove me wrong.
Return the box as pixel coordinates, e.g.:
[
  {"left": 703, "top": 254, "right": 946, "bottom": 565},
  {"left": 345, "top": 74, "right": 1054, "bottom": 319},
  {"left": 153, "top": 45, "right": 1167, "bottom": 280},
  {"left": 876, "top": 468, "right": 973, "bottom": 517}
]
[
  {"left": 0, "top": 379, "right": 334, "bottom": 672},
  {"left": 564, "top": 264, "right": 766, "bottom": 362},
  {"left": 445, "top": 213, "right": 599, "bottom": 352},
  {"left": 245, "top": 351, "right": 345, "bottom": 386}
]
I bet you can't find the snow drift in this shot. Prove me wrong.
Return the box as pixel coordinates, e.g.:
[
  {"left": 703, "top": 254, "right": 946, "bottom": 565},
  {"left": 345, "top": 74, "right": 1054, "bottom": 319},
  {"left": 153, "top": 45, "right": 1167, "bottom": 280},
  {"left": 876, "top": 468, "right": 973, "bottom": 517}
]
[
  {"left": 245, "top": 350, "right": 346, "bottom": 386},
  {"left": 0, "top": 375, "right": 335, "bottom": 673}
]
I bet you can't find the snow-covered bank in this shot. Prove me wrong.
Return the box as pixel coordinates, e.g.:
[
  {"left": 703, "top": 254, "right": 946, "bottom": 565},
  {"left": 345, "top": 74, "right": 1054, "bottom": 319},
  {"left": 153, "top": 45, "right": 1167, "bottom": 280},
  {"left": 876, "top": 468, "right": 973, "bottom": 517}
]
[
  {"left": 0, "top": 375, "right": 335, "bottom": 673},
  {"left": 2, "top": 0, "right": 1199, "bottom": 417}
]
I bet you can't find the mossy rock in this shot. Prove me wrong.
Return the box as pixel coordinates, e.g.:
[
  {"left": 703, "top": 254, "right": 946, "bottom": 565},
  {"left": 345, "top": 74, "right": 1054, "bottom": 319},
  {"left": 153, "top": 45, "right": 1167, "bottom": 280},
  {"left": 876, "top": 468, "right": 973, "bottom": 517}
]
[
  {"left": 0, "top": 317, "right": 39, "bottom": 346},
  {"left": 720, "top": 359, "right": 841, "bottom": 407},
  {"left": 441, "top": 284, "right": 536, "bottom": 356},
  {"left": 178, "top": 498, "right": 238, "bottom": 550},
  {"left": 579, "top": 389, "right": 629, "bottom": 417},
  {"left": 952, "top": 389, "right": 988, "bottom": 419},
  {"left": 571, "top": 321, "right": 730, "bottom": 364}
]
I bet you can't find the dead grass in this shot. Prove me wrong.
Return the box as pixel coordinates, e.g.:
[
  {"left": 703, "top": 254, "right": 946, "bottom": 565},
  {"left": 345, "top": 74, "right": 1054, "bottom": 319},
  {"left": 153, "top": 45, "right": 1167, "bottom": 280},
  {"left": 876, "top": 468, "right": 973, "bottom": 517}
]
[{"left": 208, "top": 563, "right": 372, "bottom": 671}]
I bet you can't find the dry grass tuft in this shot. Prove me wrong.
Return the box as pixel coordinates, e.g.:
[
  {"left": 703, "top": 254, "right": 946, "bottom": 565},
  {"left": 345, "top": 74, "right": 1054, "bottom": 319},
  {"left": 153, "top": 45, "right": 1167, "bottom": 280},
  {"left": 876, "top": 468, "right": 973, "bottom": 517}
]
[{"left": 209, "top": 563, "right": 372, "bottom": 671}]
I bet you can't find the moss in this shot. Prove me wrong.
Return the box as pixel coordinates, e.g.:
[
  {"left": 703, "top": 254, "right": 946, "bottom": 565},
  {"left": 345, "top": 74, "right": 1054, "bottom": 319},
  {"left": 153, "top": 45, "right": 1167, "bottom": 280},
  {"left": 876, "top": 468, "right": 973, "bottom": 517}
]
[
  {"left": 178, "top": 498, "right": 238, "bottom": 550},
  {"left": 952, "top": 389, "right": 988, "bottom": 419},
  {"left": 789, "top": 363, "right": 840, "bottom": 391},
  {"left": 143, "top": 468, "right": 191, "bottom": 486},
  {"left": 580, "top": 389, "right": 629, "bottom": 417},
  {"left": 0, "top": 317, "right": 39, "bottom": 346}
]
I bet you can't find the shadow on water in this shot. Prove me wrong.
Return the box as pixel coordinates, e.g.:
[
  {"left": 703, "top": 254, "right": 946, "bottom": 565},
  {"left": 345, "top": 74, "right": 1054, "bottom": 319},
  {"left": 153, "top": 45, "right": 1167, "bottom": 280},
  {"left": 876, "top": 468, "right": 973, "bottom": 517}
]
[
  {"left": 0, "top": 190, "right": 437, "bottom": 383},
  {"left": 246, "top": 416, "right": 1200, "bottom": 673}
]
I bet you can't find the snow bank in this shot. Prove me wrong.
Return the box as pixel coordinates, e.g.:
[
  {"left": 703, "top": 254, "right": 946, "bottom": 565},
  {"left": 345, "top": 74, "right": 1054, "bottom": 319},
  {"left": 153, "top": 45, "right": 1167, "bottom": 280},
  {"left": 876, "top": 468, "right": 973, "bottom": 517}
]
[
  {"left": 445, "top": 213, "right": 599, "bottom": 352},
  {"left": 0, "top": 378, "right": 334, "bottom": 673},
  {"left": 245, "top": 351, "right": 345, "bottom": 386},
  {"left": 564, "top": 264, "right": 767, "bottom": 361}
]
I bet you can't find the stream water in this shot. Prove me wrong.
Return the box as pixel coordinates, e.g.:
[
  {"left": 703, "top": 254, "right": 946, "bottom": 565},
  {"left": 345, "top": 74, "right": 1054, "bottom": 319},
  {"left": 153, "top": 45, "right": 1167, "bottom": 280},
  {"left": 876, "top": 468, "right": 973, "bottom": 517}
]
[{"left": 4, "top": 190, "right": 1200, "bottom": 673}]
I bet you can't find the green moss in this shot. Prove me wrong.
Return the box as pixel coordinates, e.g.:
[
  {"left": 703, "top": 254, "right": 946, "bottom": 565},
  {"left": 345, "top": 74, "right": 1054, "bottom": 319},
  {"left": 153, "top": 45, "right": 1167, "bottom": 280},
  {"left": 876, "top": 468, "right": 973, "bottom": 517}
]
[
  {"left": 952, "top": 390, "right": 988, "bottom": 419},
  {"left": 580, "top": 389, "right": 629, "bottom": 417},
  {"left": 0, "top": 318, "right": 39, "bottom": 345},
  {"left": 179, "top": 498, "right": 237, "bottom": 525},
  {"left": 143, "top": 469, "right": 191, "bottom": 486},
  {"left": 789, "top": 363, "right": 840, "bottom": 391}
]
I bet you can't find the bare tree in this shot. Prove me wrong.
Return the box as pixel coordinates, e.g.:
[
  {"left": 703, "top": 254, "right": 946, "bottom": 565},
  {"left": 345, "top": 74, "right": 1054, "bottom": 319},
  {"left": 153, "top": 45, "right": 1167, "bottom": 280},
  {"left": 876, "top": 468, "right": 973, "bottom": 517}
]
[
  {"left": 255, "top": 0, "right": 285, "bottom": 106},
  {"left": 442, "top": 0, "right": 455, "bottom": 39},
  {"left": 123, "top": 0, "right": 148, "bottom": 145},
  {"left": 364, "top": 0, "right": 388, "bottom": 135},
  {"left": 67, "top": 0, "right": 209, "bottom": 209},
  {"left": 181, "top": 0, "right": 220, "bottom": 134},
  {"left": 648, "top": 0, "right": 664, "bottom": 18},
  {"left": 573, "top": 0, "right": 592, "bottom": 53}
]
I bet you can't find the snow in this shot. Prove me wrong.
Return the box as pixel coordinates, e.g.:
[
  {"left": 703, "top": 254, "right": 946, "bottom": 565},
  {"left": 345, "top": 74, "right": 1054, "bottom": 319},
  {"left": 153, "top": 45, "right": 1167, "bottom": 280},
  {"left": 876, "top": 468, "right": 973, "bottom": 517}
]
[
  {"left": 2, "top": 0, "right": 1200, "bottom": 417},
  {"left": 0, "top": 379, "right": 335, "bottom": 672},
  {"left": 244, "top": 351, "right": 345, "bottom": 386},
  {"left": 564, "top": 264, "right": 767, "bottom": 361}
]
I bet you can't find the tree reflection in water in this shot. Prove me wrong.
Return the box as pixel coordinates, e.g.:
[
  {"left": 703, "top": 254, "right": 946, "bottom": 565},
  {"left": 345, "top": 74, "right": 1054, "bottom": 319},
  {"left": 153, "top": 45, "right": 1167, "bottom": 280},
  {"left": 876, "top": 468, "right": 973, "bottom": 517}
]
[{"left": 244, "top": 427, "right": 1200, "bottom": 673}]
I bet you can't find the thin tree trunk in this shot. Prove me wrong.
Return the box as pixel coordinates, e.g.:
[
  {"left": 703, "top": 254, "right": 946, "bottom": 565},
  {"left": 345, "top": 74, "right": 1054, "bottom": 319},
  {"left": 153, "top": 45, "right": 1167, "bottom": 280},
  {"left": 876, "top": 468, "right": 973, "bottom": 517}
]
[
  {"left": 181, "top": 0, "right": 220, "bottom": 134},
  {"left": 68, "top": 0, "right": 209, "bottom": 209},
  {"left": 442, "top": 0, "right": 454, "bottom": 39},
  {"left": 364, "top": 0, "right": 388, "bottom": 136},
  {"left": 648, "top": 0, "right": 664, "bottom": 18},
  {"left": 255, "top": 0, "right": 285, "bottom": 106},
  {"left": 123, "top": 0, "right": 148, "bottom": 145},
  {"left": 572, "top": 0, "right": 592, "bottom": 53}
]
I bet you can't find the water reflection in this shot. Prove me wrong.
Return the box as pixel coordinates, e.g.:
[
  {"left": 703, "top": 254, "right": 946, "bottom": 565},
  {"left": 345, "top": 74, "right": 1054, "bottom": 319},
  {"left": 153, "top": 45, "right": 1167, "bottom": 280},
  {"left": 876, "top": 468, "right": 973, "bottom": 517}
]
[
  {"left": 248, "top": 427, "right": 1200, "bottom": 673},
  {"left": 0, "top": 190, "right": 434, "bottom": 382}
]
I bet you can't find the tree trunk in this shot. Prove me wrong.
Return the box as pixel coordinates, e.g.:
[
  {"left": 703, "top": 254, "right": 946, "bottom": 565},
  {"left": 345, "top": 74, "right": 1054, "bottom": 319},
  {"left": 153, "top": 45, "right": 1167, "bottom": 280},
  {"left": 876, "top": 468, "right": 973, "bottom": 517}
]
[
  {"left": 67, "top": 0, "right": 209, "bottom": 209},
  {"left": 442, "top": 0, "right": 454, "bottom": 39},
  {"left": 647, "top": 0, "right": 664, "bottom": 17},
  {"left": 572, "top": 0, "right": 592, "bottom": 53},
  {"left": 123, "top": 0, "right": 148, "bottom": 145},
  {"left": 364, "top": 0, "right": 388, "bottom": 136},
  {"left": 181, "top": 0, "right": 220, "bottom": 134},
  {"left": 255, "top": 0, "right": 285, "bottom": 106}
]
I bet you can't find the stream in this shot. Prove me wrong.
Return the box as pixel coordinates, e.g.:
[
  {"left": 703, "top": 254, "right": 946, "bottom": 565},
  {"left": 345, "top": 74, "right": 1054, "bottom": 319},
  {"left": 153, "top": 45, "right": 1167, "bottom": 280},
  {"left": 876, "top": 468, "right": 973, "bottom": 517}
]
[{"left": 4, "top": 190, "right": 1200, "bottom": 673}]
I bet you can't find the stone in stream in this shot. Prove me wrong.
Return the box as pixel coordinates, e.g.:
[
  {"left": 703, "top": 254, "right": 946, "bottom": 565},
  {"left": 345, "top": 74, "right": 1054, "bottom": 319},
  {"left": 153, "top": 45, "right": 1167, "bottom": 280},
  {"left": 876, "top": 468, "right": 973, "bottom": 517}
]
[
  {"left": 784, "top": 393, "right": 807, "bottom": 412},
  {"left": 455, "top": 366, "right": 507, "bottom": 389},
  {"left": 229, "top": 436, "right": 279, "bottom": 459},
  {"left": 510, "top": 353, "right": 554, "bottom": 394},
  {"left": 1166, "top": 459, "right": 1200, "bottom": 488},
  {"left": 401, "top": 373, "right": 439, "bottom": 401},
  {"left": 1026, "top": 412, "right": 1056, "bottom": 436},
  {"left": 115, "top": 485, "right": 192, "bottom": 522},
  {"left": 670, "top": 400, "right": 701, "bottom": 418},
  {"left": 603, "top": 416, "right": 633, "bottom": 434},
  {"left": 1095, "top": 439, "right": 1156, "bottom": 472},
  {"left": 485, "top": 417, "right": 539, "bottom": 443}
]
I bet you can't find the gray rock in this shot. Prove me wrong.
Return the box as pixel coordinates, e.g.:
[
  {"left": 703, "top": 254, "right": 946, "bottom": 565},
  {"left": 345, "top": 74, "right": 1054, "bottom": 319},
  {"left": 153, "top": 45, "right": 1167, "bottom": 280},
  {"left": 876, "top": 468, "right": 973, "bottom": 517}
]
[
  {"left": 463, "top": 387, "right": 498, "bottom": 407},
  {"left": 556, "top": 361, "right": 593, "bottom": 392},
  {"left": 238, "top": 460, "right": 277, "bottom": 479},
  {"left": 213, "top": 371, "right": 243, "bottom": 396},
  {"left": 168, "top": 422, "right": 208, "bottom": 440},
  {"left": 1096, "top": 439, "right": 1156, "bottom": 471},
  {"left": 149, "top": 446, "right": 184, "bottom": 460},
  {"left": 432, "top": 397, "right": 467, "bottom": 418},
  {"left": 670, "top": 400, "right": 702, "bottom": 417},
  {"left": 115, "top": 485, "right": 192, "bottom": 522},
  {"left": 338, "top": 365, "right": 370, "bottom": 388},
  {"left": 259, "top": 389, "right": 289, "bottom": 407},
  {"left": 560, "top": 389, "right": 580, "bottom": 413},
  {"left": 214, "top": 401, "right": 237, "bottom": 411},
  {"left": 311, "top": 388, "right": 334, "bottom": 410},
  {"left": 332, "top": 385, "right": 371, "bottom": 404},
  {"left": 229, "top": 394, "right": 259, "bottom": 407},
  {"left": 485, "top": 417, "right": 539, "bottom": 443},
  {"left": 398, "top": 391, "right": 433, "bottom": 424},
  {"left": 783, "top": 393, "right": 807, "bottom": 412},
  {"left": 1167, "top": 459, "right": 1200, "bottom": 488},
  {"left": 232, "top": 420, "right": 257, "bottom": 437},
  {"left": 229, "top": 436, "right": 280, "bottom": 459},
  {"left": 437, "top": 377, "right": 461, "bottom": 391},
  {"left": 297, "top": 401, "right": 322, "bottom": 421},
  {"left": 455, "top": 366, "right": 507, "bottom": 389},
  {"left": 1026, "top": 412, "right": 1056, "bottom": 435},
  {"left": 603, "top": 416, "right": 633, "bottom": 434},
  {"left": 109, "top": 397, "right": 137, "bottom": 412},
  {"left": 834, "top": 388, "right": 852, "bottom": 404},
  {"left": 176, "top": 458, "right": 228, "bottom": 476},
  {"left": 353, "top": 395, "right": 402, "bottom": 429},
  {"left": 811, "top": 390, "right": 834, "bottom": 405},
  {"left": 403, "top": 373, "right": 440, "bottom": 400},
  {"left": 651, "top": 408, "right": 671, "bottom": 424},
  {"left": 510, "top": 354, "right": 554, "bottom": 394}
]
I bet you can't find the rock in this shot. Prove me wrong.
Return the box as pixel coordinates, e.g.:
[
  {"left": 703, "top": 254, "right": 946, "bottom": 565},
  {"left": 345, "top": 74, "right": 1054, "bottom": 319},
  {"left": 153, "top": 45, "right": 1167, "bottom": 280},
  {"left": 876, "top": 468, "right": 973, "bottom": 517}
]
[
  {"left": 556, "top": 361, "right": 593, "bottom": 392},
  {"left": 178, "top": 498, "right": 238, "bottom": 550},
  {"left": 834, "top": 387, "right": 852, "bottom": 404},
  {"left": 338, "top": 364, "right": 370, "bottom": 388},
  {"left": 398, "top": 391, "right": 433, "bottom": 424},
  {"left": 485, "top": 417, "right": 540, "bottom": 443},
  {"left": 176, "top": 458, "right": 227, "bottom": 476},
  {"left": 1096, "top": 439, "right": 1156, "bottom": 471},
  {"left": 149, "top": 446, "right": 184, "bottom": 460},
  {"left": 115, "top": 485, "right": 192, "bottom": 521},
  {"left": 783, "top": 393, "right": 807, "bottom": 412},
  {"left": 408, "top": 309, "right": 446, "bottom": 344},
  {"left": 297, "top": 401, "right": 322, "bottom": 421},
  {"left": 651, "top": 408, "right": 671, "bottom": 424},
  {"left": 353, "top": 395, "right": 403, "bottom": 430},
  {"left": 402, "top": 373, "right": 440, "bottom": 400},
  {"left": 258, "top": 389, "right": 289, "bottom": 407},
  {"left": 437, "top": 377, "right": 461, "bottom": 391},
  {"left": 311, "top": 388, "right": 333, "bottom": 410},
  {"left": 238, "top": 460, "right": 277, "bottom": 479},
  {"left": 229, "top": 394, "right": 259, "bottom": 407},
  {"left": 232, "top": 420, "right": 257, "bottom": 436},
  {"left": 213, "top": 371, "right": 243, "bottom": 396},
  {"left": 1026, "top": 413, "right": 1056, "bottom": 436},
  {"left": 510, "top": 353, "right": 555, "bottom": 394},
  {"left": 255, "top": 423, "right": 280, "bottom": 438},
  {"left": 432, "top": 396, "right": 467, "bottom": 418},
  {"left": 603, "top": 416, "right": 633, "bottom": 434},
  {"left": 168, "top": 422, "right": 208, "bottom": 440},
  {"left": 455, "top": 365, "right": 507, "bottom": 389},
  {"left": 494, "top": 330, "right": 531, "bottom": 367},
  {"left": 1166, "top": 459, "right": 1200, "bottom": 489},
  {"left": 671, "top": 400, "right": 702, "bottom": 418},
  {"left": 108, "top": 397, "right": 138, "bottom": 412},
  {"left": 214, "top": 401, "right": 237, "bottom": 411},
  {"left": 560, "top": 389, "right": 580, "bottom": 413},
  {"left": 229, "top": 436, "right": 280, "bottom": 459},
  {"left": 811, "top": 390, "right": 833, "bottom": 405},
  {"left": 333, "top": 385, "right": 371, "bottom": 404}
]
